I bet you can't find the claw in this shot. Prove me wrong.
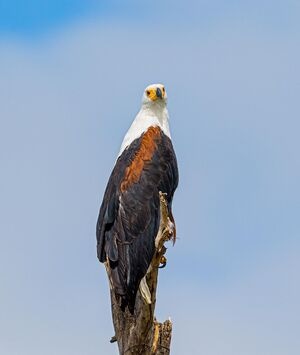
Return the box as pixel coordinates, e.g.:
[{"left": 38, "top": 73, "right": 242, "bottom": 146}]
[
  {"left": 159, "top": 255, "right": 167, "bottom": 268},
  {"left": 110, "top": 335, "right": 117, "bottom": 343}
]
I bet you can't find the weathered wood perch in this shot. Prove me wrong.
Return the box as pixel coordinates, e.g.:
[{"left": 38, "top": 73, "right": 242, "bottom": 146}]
[{"left": 104, "top": 192, "right": 174, "bottom": 355}]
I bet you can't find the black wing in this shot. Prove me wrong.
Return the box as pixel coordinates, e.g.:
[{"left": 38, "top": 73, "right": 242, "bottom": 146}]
[{"left": 96, "top": 130, "right": 178, "bottom": 312}]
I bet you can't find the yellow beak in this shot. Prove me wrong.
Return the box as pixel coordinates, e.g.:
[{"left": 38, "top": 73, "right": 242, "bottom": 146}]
[{"left": 147, "top": 87, "right": 163, "bottom": 101}]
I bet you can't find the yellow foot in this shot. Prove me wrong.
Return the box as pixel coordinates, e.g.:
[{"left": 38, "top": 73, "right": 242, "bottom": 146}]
[{"left": 159, "top": 255, "right": 167, "bottom": 268}]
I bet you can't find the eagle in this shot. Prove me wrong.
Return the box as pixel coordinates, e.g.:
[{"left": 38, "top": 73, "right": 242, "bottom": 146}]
[{"left": 96, "top": 83, "right": 178, "bottom": 313}]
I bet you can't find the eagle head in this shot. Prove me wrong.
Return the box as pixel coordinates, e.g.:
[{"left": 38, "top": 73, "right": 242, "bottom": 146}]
[{"left": 142, "top": 83, "right": 167, "bottom": 105}]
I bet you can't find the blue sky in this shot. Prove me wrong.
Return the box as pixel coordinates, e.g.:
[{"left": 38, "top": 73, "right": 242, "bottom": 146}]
[
  {"left": 1, "top": 0, "right": 299, "bottom": 35},
  {"left": 0, "top": 1, "right": 300, "bottom": 354}
]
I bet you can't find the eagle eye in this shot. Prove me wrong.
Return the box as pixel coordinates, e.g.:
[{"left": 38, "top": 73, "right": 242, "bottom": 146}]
[{"left": 146, "top": 90, "right": 150, "bottom": 96}]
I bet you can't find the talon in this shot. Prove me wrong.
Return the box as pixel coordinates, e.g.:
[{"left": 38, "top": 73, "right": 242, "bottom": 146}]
[
  {"left": 159, "top": 255, "right": 167, "bottom": 268},
  {"left": 110, "top": 335, "right": 117, "bottom": 343}
]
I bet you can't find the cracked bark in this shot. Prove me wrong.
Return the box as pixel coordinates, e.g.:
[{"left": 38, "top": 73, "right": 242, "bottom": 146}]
[{"left": 104, "top": 192, "right": 173, "bottom": 355}]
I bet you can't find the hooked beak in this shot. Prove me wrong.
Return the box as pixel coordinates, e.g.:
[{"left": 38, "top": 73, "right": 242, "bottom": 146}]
[
  {"left": 156, "top": 87, "right": 163, "bottom": 99},
  {"left": 146, "top": 86, "right": 165, "bottom": 101}
]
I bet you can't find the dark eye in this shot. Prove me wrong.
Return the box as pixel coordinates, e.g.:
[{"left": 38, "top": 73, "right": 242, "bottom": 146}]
[
  {"left": 162, "top": 87, "right": 165, "bottom": 92},
  {"left": 146, "top": 90, "right": 150, "bottom": 96}
]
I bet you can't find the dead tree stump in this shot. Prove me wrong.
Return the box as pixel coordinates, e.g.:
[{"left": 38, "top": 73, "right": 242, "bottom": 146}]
[{"left": 104, "top": 192, "right": 174, "bottom": 354}]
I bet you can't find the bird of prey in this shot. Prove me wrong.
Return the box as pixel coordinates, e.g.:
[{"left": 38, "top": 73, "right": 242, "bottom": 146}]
[{"left": 96, "top": 83, "right": 178, "bottom": 313}]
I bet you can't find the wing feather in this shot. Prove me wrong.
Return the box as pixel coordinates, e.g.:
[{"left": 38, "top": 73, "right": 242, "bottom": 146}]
[{"left": 96, "top": 129, "right": 178, "bottom": 312}]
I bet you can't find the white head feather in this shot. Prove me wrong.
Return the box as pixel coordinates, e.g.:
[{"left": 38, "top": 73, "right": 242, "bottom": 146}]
[{"left": 118, "top": 83, "right": 171, "bottom": 157}]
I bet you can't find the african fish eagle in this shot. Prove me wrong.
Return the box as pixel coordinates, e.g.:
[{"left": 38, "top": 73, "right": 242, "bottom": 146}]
[{"left": 96, "top": 83, "right": 178, "bottom": 313}]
